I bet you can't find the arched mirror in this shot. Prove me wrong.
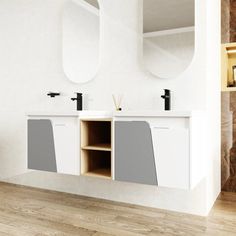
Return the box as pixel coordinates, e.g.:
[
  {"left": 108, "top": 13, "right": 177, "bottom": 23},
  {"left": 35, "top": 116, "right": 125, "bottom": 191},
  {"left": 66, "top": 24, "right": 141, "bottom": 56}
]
[
  {"left": 63, "top": 0, "right": 100, "bottom": 84},
  {"left": 143, "top": 0, "right": 195, "bottom": 79}
]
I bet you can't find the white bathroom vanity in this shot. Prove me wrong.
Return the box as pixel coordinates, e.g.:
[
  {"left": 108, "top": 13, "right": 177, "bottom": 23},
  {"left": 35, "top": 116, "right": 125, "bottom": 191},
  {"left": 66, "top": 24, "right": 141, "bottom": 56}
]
[{"left": 27, "top": 110, "right": 205, "bottom": 190}]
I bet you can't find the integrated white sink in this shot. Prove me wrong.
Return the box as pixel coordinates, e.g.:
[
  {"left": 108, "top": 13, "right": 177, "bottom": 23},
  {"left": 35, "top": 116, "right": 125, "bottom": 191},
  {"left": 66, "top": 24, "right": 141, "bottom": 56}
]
[
  {"left": 113, "top": 110, "right": 203, "bottom": 118},
  {"left": 26, "top": 110, "right": 113, "bottom": 118},
  {"left": 27, "top": 110, "right": 203, "bottom": 118},
  {"left": 27, "top": 111, "right": 79, "bottom": 117},
  {"left": 78, "top": 110, "right": 113, "bottom": 118}
]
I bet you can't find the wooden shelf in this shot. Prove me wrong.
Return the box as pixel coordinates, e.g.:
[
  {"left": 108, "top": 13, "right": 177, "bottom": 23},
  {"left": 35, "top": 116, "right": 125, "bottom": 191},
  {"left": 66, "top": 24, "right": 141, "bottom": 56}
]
[
  {"left": 80, "top": 150, "right": 111, "bottom": 179},
  {"left": 81, "top": 143, "right": 111, "bottom": 151},
  {"left": 80, "top": 118, "right": 112, "bottom": 122},
  {"left": 222, "top": 87, "right": 236, "bottom": 92},
  {"left": 83, "top": 168, "right": 111, "bottom": 179},
  {"left": 80, "top": 120, "right": 112, "bottom": 179},
  {"left": 222, "top": 42, "right": 236, "bottom": 91},
  {"left": 80, "top": 120, "right": 111, "bottom": 147}
]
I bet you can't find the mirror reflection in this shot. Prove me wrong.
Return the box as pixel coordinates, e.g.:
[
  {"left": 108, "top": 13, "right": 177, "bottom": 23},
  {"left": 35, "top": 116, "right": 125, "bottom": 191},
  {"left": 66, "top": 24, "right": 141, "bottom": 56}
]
[
  {"left": 143, "top": 0, "right": 195, "bottom": 79},
  {"left": 63, "top": 0, "right": 100, "bottom": 84}
]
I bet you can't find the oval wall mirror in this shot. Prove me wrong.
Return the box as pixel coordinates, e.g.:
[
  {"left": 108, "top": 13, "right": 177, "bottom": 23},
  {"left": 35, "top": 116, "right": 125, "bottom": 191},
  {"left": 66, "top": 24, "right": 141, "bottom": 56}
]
[
  {"left": 63, "top": 0, "right": 100, "bottom": 84},
  {"left": 143, "top": 0, "right": 195, "bottom": 79}
]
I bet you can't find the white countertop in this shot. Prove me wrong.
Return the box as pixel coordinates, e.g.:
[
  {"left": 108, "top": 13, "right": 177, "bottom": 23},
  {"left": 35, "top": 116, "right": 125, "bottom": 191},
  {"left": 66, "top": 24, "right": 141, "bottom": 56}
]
[
  {"left": 27, "top": 110, "right": 203, "bottom": 118},
  {"left": 113, "top": 110, "right": 201, "bottom": 117},
  {"left": 26, "top": 110, "right": 113, "bottom": 118},
  {"left": 27, "top": 111, "right": 79, "bottom": 117}
]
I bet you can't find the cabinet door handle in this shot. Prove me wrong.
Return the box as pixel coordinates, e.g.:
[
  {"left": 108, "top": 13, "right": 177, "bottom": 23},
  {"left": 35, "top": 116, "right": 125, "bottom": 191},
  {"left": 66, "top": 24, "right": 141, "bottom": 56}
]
[
  {"left": 54, "top": 124, "right": 66, "bottom": 127},
  {"left": 153, "top": 127, "right": 170, "bottom": 129}
]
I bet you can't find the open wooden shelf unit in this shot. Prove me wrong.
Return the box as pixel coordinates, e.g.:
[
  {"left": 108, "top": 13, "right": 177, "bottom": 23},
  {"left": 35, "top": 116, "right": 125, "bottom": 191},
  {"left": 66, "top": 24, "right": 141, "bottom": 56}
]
[
  {"left": 80, "top": 119, "right": 112, "bottom": 179},
  {"left": 222, "top": 42, "right": 236, "bottom": 91}
]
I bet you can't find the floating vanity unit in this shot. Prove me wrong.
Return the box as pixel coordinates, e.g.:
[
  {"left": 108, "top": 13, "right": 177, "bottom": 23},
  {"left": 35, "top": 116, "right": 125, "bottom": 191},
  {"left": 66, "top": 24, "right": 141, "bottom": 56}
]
[{"left": 27, "top": 110, "right": 205, "bottom": 190}]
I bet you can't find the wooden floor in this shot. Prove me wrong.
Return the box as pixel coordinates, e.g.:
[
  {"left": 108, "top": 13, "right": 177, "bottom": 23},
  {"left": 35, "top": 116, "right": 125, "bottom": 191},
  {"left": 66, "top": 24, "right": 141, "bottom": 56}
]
[{"left": 0, "top": 183, "right": 235, "bottom": 236}]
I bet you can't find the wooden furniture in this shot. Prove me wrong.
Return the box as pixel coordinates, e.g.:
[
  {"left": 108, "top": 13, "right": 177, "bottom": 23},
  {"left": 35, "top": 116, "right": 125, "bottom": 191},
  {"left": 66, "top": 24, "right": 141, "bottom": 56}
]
[
  {"left": 80, "top": 119, "right": 112, "bottom": 179},
  {"left": 222, "top": 42, "right": 236, "bottom": 91}
]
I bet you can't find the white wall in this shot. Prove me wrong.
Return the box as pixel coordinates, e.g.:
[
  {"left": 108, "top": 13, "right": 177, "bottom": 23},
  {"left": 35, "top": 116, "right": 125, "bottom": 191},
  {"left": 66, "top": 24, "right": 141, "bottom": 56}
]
[
  {"left": 0, "top": 0, "right": 220, "bottom": 216},
  {"left": 205, "top": 0, "right": 221, "bottom": 213}
]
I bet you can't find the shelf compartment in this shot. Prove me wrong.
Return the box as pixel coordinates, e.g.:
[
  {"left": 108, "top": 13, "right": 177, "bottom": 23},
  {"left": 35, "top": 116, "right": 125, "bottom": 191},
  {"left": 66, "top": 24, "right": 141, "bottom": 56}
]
[
  {"left": 81, "top": 143, "right": 111, "bottom": 151},
  {"left": 81, "top": 120, "right": 111, "bottom": 147},
  {"left": 222, "top": 42, "right": 236, "bottom": 91},
  {"left": 83, "top": 168, "right": 111, "bottom": 179},
  {"left": 81, "top": 150, "right": 111, "bottom": 179}
]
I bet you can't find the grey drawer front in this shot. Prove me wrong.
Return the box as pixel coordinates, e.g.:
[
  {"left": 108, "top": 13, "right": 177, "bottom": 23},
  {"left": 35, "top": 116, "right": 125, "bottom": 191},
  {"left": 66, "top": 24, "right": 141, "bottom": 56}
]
[
  {"left": 28, "top": 119, "right": 57, "bottom": 172},
  {"left": 115, "top": 121, "right": 157, "bottom": 186}
]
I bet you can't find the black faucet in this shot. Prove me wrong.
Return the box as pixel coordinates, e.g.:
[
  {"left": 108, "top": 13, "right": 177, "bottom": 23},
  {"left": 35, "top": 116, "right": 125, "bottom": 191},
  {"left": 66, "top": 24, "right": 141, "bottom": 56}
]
[
  {"left": 161, "top": 89, "right": 171, "bottom": 111},
  {"left": 47, "top": 92, "right": 60, "bottom": 98},
  {"left": 71, "top": 93, "right": 83, "bottom": 111}
]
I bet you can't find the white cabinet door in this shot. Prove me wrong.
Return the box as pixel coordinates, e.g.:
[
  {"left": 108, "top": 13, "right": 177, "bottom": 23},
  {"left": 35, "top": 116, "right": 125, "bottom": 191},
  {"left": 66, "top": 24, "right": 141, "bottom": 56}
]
[
  {"left": 52, "top": 117, "right": 79, "bottom": 175},
  {"left": 151, "top": 127, "right": 190, "bottom": 189}
]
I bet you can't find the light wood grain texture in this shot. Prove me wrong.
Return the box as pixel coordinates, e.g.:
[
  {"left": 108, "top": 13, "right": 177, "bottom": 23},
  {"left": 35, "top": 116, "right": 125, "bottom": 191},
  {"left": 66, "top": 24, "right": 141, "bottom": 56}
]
[
  {"left": 222, "top": 43, "right": 229, "bottom": 90},
  {"left": 221, "top": 42, "right": 236, "bottom": 91},
  {"left": 83, "top": 169, "right": 111, "bottom": 179},
  {"left": 82, "top": 144, "right": 112, "bottom": 152},
  {"left": 80, "top": 118, "right": 113, "bottom": 122},
  {"left": 80, "top": 120, "right": 112, "bottom": 179},
  {"left": 0, "top": 182, "right": 235, "bottom": 235},
  {"left": 80, "top": 149, "right": 111, "bottom": 179}
]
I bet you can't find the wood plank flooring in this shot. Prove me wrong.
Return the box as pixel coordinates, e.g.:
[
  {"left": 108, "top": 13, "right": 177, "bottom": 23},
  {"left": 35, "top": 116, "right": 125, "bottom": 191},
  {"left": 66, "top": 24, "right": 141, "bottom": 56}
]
[{"left": 0, "top": 182, "right": 235, "bottom": 235}]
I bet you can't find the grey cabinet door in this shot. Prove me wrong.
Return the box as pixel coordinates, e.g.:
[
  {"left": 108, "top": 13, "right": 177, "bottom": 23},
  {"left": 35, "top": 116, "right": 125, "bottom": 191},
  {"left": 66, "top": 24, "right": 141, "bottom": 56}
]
[
  {"left": 28, "top": 119, "right": 57, "bottom": 172},
  {"left": 115, "top": 121, "right": 157, "bottom": 186}
]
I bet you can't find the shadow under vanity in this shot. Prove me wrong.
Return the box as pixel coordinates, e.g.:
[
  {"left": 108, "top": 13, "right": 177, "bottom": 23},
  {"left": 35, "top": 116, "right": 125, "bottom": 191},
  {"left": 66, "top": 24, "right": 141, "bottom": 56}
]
[{"left": 27, "top": 110, "right": 205, "bottom": 190}]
